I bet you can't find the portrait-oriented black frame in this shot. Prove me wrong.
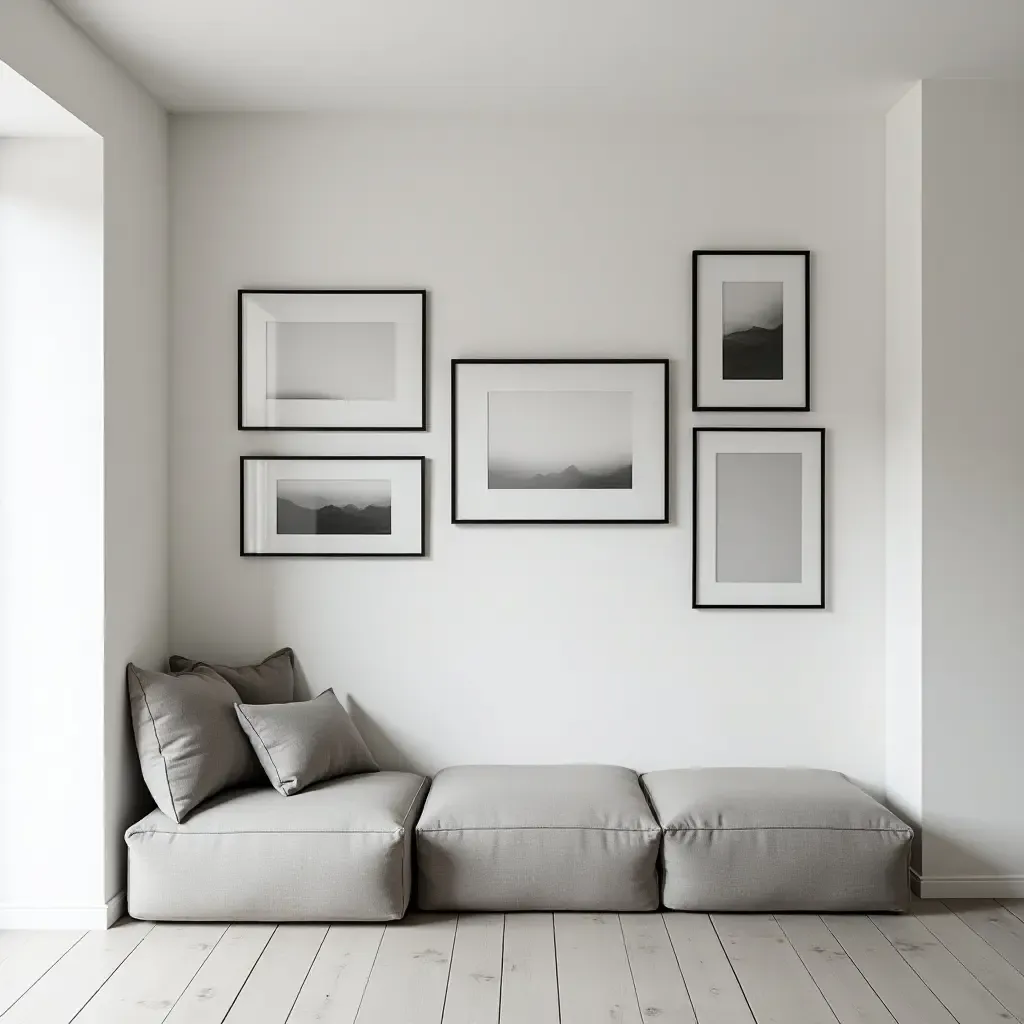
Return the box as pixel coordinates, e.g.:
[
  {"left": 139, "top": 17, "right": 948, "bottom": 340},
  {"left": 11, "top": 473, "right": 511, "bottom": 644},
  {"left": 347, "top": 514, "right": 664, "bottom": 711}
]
[
  {"left": 238, "top": 289, "right": 428, "bottom": 431},
  {"left": 692, "top": 250, "right": 810, "bottom": 412},
  {"left": 240, "top": 455, "right": 427, "bottom": 558},
  {"left": 451, "top": 358, "right": 670, "bottom": 525},
  {"left": 692, "top": 427, "right": 825, "bottom": 609}
]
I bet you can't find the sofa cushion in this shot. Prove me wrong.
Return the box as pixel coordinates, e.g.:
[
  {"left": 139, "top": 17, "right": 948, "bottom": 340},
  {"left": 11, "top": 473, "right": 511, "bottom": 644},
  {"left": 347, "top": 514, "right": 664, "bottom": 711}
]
[
  {"left": 127, "top": 663, "right": 258, "bottom": 823},
  {"left": 415, "top": 764, "right": 661, "bottom": 912},
  {"left": 642, "top": 767, "right": 913, "bottom": 911},
  {"left": 126, "top": 771, "right": 429, "bottom": 921},
  {"left": 168, "top": 647, "right": 295, "bottom": 705},
  {"left": 235, "top": 689, "right": 378, "bottom": 796}
]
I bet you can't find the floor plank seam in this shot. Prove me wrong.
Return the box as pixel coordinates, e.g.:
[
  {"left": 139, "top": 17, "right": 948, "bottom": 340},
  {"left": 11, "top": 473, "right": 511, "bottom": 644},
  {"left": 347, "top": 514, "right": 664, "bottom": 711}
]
[
  {"left": 913, "top": 910, "right": 1024, "bottom": 1021},
  {"left": 158, "top": 924, "right": 230, "bottom": 1023},
  {"left": 658, "top": 913, "right": 700, "bottom": 1022},
  {"left": 616, "top": 914, "right": 647, "bottom": 1022},
  {"left": 282, "top": 926, "right": 331, "bottom": 1024},
  {"left": 818, "top": 914, "right": 904, "bottom": 1023},
  {"left": 551, "top": 914, "right": 563, "bottom": 1024},
  {"left": 943, "top": 901, "right": 1024, "bottom": 977},
  {"left": 1000, "top": 902, "right": 1024, "bottom": 928},
  {"left": 708, "top": 913, "right": 759, "bottom": 1023},
  {"left": 771, "top": 915, "right": 844, "bottom": 1024},
  {"left": 495, "top": 913, "right": 506, "bottom": 1023},
  {"left": 350, "top": 923, "right": 386, "bottom": 1024},
  {"left": 217, "top": 924, "right": 278, "bottom": 1024},
  {"left": 0, "top": 930, "right": 89, "bottom": 1020},
  {"left": 436, "top": 916, "right": 458, "bottom": 1024}
]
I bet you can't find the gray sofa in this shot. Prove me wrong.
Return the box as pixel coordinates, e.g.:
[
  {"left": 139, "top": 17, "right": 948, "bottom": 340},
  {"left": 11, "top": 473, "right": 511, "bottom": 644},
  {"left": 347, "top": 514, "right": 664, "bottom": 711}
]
[{"left": 125, "top": 764, "right": 911, "bottom": 920}]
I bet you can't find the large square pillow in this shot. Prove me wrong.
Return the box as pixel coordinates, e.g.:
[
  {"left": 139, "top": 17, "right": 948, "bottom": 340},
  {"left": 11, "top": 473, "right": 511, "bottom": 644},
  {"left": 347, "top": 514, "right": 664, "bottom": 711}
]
[
  {"left": 235, "top": 689, "right": 379, "bottom": 796},
  {"left": 127, "top": 664, "right": 257, "bottom": 823},
  {"left": 168, "top": 647, "right": 295, "bottom": 705}
]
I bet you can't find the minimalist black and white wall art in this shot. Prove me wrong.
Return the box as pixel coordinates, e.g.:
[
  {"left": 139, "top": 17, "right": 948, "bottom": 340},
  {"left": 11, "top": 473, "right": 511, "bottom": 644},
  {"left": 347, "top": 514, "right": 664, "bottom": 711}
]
[
  {"left": 241, "top": 456, "right": 426, "bottom": 556},
  {"left": 452, "top": 359, "right": 669, "bottom": 524},
  {"left": 239, "top": 290, "right": 426, "bottom": 430},
  {"left": 692, "top": 428, "right": 824, "bottom": 608},
  {"left": 692, "top": 251, "right": 810, "bottom": 410}
]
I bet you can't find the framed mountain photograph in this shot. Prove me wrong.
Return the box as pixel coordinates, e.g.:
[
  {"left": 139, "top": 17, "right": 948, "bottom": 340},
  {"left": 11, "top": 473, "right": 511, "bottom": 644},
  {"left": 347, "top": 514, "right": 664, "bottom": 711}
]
[
  {"left": 692, "top": 250, "right": 810, "bottom": 411},
  {"left": 241, "top": 456, "right": 426, "bottom": 557},
  {"left": 239, "top": 289, "right": 426, "bottom": 430},
  {"left": 692, "top": 428, "right": 825, "bottom": 608},
  {"left": 452, "top": 359, "right": 669, "bottom": 524}
]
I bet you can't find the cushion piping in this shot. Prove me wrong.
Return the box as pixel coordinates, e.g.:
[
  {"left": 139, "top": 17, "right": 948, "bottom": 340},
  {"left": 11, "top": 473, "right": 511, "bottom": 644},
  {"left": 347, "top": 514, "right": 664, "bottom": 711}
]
[
  {"left": 661, "top": 824, "right": 913, "bottom": 834},
  {"left": 127, "top": 827, "right": 407, "bottom": 838},
  {"left": 131, "top": 666, "right": 181, "bottom": 824},
  {"left": 416, "top": 825, "right": 662, "bottom": 834},
  {"left": 235, "top": 703, "right": 287, "bottom": 792}
]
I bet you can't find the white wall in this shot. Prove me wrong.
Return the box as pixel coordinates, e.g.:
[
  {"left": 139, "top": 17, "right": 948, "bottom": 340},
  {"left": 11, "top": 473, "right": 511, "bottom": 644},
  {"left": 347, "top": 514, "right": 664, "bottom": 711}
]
[
  {"left": 171, "top": 112, "right": 887, "bottom": 788},
  {"left": 0, "top": 0, "right": 168, "bottom": 923},
  {"left": 920, "top": 81, "right": 1024, "bottom": 887},
  {"left": 884, "top": 84, "right": 923, "bottom": 870},
  {"left": 0, "top": 136, "right": 104, "bottom": 916}
]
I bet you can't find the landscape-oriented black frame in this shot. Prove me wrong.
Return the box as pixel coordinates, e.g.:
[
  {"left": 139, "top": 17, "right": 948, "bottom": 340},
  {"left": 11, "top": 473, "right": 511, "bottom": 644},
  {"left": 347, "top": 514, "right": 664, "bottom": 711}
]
[
  {"left": 451, "top": 358, "right": 670, "bottom": 525},
  {"left": 692, "top": 250, "right": 810, "bottom": 412},
  {"left": 692, "top": 427, "right": 825, "bottom": 609},
  {"left": 238, "top": 289, "right": 428, "bottom": 431},
  {"left": 240, "top": 455, "right": 427, "bottom": 558}
]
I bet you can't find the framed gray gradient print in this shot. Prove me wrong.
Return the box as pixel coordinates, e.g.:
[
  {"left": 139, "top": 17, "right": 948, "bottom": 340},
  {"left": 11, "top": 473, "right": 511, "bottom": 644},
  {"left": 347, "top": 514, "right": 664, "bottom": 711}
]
[
  {"left": 452, "top": 359, "right": 669, "bottom": 524},
  {"left": 692, "top": 250, "right": 810, "bottom": 411},
  {"left": 241, "top": 456, "right": 426, "bottom": 557},
  {"left": 239, "top": 289, "right": 426, "bottom": 430},
  {"left": 692, "top": 428, "right": 824, "bottom": 608}
]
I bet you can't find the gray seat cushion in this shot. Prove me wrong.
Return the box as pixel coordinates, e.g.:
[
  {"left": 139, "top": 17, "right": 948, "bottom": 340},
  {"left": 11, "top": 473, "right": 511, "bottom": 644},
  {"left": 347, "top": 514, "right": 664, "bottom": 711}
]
[
  {"left": 126, "top": 771, "right": 428, "bottom": 921},
  {"left": 415, "top": 765, "right": 661, "bottom": 912},
  {"left": 642, "top": 767, "right": 913, "bottom": 912}
]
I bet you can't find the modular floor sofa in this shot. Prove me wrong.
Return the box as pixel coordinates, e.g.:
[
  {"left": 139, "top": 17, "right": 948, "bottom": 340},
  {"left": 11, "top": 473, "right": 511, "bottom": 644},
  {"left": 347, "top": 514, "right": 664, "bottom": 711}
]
[{"left": 126, "top": 763, "right": 912, "bottom": 921}]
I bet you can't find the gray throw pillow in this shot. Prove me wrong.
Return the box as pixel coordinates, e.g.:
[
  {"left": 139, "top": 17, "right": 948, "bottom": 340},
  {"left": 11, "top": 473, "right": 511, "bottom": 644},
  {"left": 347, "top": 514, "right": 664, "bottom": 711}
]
[
  {"left": 234, "top": 689, "right": 379, "bottom": 797},
  {"left": 127, "top": 664, "right": 257, "bottom": 823},
  {"left": 167, "top": 647, "right": 295, "bottom": 705}
]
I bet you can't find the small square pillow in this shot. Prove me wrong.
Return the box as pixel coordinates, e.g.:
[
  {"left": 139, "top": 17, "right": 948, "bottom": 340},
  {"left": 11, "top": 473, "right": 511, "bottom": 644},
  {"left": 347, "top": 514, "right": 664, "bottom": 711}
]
[
  {"left": 168, "top": 647, "right": 295, "bottom": 705},
  {"left": 234, "top": 689, "right": 379, "bottom": 796},
  {"left": 127, "top": 664, "right": 257, "bottom": 823}
]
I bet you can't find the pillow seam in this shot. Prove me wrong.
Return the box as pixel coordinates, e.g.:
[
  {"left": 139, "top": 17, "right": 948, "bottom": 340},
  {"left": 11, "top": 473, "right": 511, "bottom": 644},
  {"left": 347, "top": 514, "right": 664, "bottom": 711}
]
[
  {"left": 236, "top": 704, "right": 287, "bottom": 793},
  {"left": 132, "top": 668, "right": 181, "bottom": 823}
]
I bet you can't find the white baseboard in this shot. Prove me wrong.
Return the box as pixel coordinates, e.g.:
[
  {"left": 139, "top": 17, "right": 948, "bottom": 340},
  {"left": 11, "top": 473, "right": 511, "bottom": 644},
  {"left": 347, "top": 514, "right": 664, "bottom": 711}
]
[
  {"left": 0, "top": 890, "right": 126, "bottom": 930},
  {"left": 912, "top": 868, "right": 1024, "bottom": 899}
]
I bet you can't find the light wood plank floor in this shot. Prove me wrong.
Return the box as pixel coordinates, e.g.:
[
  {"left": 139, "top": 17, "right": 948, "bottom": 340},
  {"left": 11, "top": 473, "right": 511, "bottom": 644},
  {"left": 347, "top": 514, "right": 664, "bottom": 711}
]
[{"left": 3, "top": 899, "right": 1024, "bottom": 1023}]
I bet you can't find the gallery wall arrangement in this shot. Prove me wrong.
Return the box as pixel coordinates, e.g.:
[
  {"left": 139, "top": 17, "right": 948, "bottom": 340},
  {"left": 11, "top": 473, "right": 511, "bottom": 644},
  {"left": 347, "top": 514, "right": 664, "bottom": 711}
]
[{"left": 235, "top": 249, "right": 824, "bottom": 608}]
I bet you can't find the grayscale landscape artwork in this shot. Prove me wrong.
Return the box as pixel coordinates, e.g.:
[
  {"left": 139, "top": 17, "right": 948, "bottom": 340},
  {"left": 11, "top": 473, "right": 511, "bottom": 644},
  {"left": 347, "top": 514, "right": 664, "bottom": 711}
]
[
  {"left": 487, "top": 390, "right": 633, "bottom": 489},
  {"left": 266, "top": 321, "right": 397, "bottom": 400},
  {"left": 722, "top": 281, "right": 784, "bottom": 380},
  {"left": 277, "top": 479, "right": 392, "bottom": 535}
]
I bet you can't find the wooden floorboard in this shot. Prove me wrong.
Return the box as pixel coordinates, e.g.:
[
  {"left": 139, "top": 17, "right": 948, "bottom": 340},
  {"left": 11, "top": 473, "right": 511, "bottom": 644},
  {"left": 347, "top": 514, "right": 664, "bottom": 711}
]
[
  {"left": 913, "top": 898, "right": 1024, "bottom": 1022},
  {"left": 440, "top": 914, "right": 503, "bottom": 1024},
  {"left": 823, "top": 914, "right": 959, "bottom": 1024},
  {"left": 0, "top": 920, "right": 152, "bottom": 1024},
  {"left": 498, "top": 913, "right": 559, "bottom": 1024},
  {"left": 620, "top": 913, "right": 698, "bottom": 1024},
  {"left": 713, "top": 914, "right": 838, "bottom": 1024},
  {"left": 554, "top": 913, "right": 642, "bottom": 1024},
  {"left": 353, "top": 913, "right": 457, "bottom": 1024},
  {"left": 4, "top": 907, "right": 1024, "bottom": 1023},
  {"left": 663, "top": 912, "right": 756, "bottom": 1023},
  {"left": 777, "top": 914, "right": 896, "bottom": 1024},
  {"left": 0, "top": 930, "right": 84, "bottom": 1017},
  {"left": 872, "top": 911, "right": 1018, "bottom": 1023}
]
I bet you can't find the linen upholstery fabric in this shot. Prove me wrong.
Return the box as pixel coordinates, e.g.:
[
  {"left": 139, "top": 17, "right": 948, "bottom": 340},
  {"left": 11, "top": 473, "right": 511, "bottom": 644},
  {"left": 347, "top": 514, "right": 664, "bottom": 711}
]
[
  {"left": 235, "top": 689, "right": 379, "bottom": 796},
  {"left": 168, "top": 647, "right": 295, "bottom": 705},
  {"left": 127, "top": 664, "right": 257, "bottom": 824},
  {"left": 415, "top": 765, "right": 661, "bottom": 912},
  {"left": 126, "top": 771, "right": 428, "bottom": 921},
  {"left": 642, "top": 767, "right": 913, "bottom": 912}
]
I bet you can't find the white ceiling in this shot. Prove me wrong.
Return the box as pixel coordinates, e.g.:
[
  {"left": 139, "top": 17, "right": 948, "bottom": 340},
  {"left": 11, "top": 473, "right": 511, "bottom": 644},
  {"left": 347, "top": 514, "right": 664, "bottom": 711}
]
[{"left": 51, "top": 0, "right": 1024, "bottom": 112}]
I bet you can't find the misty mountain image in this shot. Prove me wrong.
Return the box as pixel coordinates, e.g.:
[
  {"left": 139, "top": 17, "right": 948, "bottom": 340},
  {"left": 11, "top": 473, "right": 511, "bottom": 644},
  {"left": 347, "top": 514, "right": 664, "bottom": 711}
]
[
  {"left": 488, "top": 462, "right": 633, "bottom": 490},
  {"left": 277, "top": 497, "right": 392, "bottom": 535},
  {"left": 722, "top": 324, "right": 784, "bottom": 380}
]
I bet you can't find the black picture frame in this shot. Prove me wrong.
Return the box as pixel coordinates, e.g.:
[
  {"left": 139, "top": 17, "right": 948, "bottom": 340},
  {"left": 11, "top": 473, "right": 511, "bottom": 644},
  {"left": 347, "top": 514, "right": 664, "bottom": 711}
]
[
  {"left": 238, "top": 288, "right": 428, "bottom": 431},
  {"left": 692, "top": 250, "right": 810, "bottom": 412},
  {"left": 451, "top": 357, "right": 670, "bottom": 525},
  {"left": 692, "top": 426, "right": 825, "bottom": 609},
  {"left": 240, "top": 455, "right": 427, "bottom": 558}
]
